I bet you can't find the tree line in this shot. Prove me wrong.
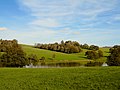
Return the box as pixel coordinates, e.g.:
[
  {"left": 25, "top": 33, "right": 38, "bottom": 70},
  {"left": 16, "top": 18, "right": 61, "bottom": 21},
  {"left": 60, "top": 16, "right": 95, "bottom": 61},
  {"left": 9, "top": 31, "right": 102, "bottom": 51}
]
[
  {"left": 35, "top": 40, "right": 100, "bottom": 54},
  {"left": 35, "top": 40, "right": 82, "bottom": 54},
  {"left": 0, "top": 39, "right": 120, "bottom": 67}
]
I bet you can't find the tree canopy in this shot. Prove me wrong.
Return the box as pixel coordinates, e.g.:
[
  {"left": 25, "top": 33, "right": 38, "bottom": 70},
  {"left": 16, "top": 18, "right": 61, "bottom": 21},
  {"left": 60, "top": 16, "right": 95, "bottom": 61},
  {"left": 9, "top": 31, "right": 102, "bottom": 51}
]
[
  {"left": 107, "top": 45, "right": 120, "bottom": 66},
  {"left": 35, "top": 40, "right": 82, "bottom": 54},
  {"left": 85, "top": 50, "right": 103, "bottom": 60},
  {"left": 0, "top": 39, "right": 28, "bottom": 67}
]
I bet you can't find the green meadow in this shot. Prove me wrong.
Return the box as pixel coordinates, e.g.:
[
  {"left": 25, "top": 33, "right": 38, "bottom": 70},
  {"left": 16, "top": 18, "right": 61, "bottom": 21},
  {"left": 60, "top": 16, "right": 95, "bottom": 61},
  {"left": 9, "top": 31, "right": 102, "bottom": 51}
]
[
  {"left": 0, "top": 67, "right": 120, "bottom": 90},
  {"left": 22, "top": 44, "right": 110, "bottom": 63}
]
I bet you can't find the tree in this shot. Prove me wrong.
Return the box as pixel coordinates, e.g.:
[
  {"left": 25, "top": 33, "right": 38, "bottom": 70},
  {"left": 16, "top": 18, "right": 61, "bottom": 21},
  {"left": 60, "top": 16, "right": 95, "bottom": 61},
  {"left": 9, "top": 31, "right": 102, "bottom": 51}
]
[
  {"left": 69, "top": 46, "right": 79, "bottom": 53},
  {"left": 107, "top": 46, "right": 120, "bottom": 66},
  {"left": 53, "top": 45, "right": 57, "bottom": 51},
  {"left": 61, "top": 40, "right": 64, "bottom": 45},
  {"left": 0, "top": 39, "right": 28, "bottom": 67},
  {"left": 60, "top": 46, "right": 64, "bottom": 52},
  {"left": 85, "top": 51, "right": 99, "bottom": 60},
  {"left": 98, "top": 50, "right": 103, "bottom": 58},
  {"left": 73, "top": 41, "right": 80, "bottom": 46},
  {"left": 28, "top": 54, "right": 38, "bottom": 65},
  {"left": 82, "top": 44, "right": 89, "bottom": 49},
  {"left": 89, "top": 45, "right": 99, "bottom": 50}
]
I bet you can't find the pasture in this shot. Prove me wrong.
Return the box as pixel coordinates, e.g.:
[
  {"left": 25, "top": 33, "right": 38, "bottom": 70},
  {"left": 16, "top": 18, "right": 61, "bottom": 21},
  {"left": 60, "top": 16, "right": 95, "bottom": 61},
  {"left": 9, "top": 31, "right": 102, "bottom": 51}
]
[
  {"left": 0, "top": 67, "right": 120, "bottom": 90},
  {"left": 22, "top": 45, "right": 110, "bottom": 63}
]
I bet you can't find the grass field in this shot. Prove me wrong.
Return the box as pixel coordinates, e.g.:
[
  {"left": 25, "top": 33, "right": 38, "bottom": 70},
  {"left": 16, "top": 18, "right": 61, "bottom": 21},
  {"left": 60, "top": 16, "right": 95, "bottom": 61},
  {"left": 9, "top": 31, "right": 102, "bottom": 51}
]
[
  {"left": 0, "top": 67, "right": 120, "bottom": 90},
  {"left": 22, "top": 45, "right": 110, "bottom": 63}
]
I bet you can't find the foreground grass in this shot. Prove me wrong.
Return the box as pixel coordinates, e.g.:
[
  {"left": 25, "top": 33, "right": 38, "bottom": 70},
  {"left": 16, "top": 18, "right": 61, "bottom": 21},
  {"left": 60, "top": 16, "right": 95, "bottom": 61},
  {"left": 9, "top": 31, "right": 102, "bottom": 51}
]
[{"left": 0, "top": 67, "right": 120, "bottom": 90}]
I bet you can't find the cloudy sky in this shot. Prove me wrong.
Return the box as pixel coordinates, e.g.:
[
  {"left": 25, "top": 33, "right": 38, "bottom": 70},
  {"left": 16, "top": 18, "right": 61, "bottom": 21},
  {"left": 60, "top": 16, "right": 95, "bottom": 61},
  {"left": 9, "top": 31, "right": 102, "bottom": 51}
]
[{"left": 0, "top": 0, "right": 120, "bottom": 46}]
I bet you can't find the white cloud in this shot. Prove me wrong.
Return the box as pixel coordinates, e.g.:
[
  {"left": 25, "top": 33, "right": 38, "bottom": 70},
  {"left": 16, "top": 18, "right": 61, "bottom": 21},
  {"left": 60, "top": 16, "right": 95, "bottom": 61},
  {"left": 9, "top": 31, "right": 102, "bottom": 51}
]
[
  {"left": 20, "top": 0, "right": 116, "bottom": 17},
  {"left": 16, "top": 0, "right": 119, "bottom": 45},
  {"left": 0, "top": 27, "right": 8, "bottom": 31},
  {"left": 19, "top": 0, "right": 72, "bottom": 17},
  {"left": 30, "top": 18, "right": 60, "bottom": 27},
  {"left": 19, "top": 0, "right": 117, "bottom": 27}
]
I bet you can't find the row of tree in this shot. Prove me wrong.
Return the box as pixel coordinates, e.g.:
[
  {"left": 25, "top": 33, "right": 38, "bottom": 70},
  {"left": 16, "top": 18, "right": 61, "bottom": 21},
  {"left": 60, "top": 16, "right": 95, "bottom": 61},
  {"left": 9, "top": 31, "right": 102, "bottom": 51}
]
[
  {"left": 35, "top": 40, "right": 82, "bottom": 54},
  {"left": 35, "top": 41, "right": 100, "bottom": 54}
]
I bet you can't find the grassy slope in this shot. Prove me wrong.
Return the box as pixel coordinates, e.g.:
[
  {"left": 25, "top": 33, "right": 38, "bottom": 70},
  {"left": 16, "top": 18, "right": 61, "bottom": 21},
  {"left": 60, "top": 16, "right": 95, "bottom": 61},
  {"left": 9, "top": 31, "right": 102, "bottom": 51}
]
[
  {"left": 22, "top": 44, "right": 110, "bottom": 62},
  {"left": 0, "top": 67, "right": 120, "bottom": 90},
  {"left": 22, "top": 45, "right": 88, "bottom": 61}
]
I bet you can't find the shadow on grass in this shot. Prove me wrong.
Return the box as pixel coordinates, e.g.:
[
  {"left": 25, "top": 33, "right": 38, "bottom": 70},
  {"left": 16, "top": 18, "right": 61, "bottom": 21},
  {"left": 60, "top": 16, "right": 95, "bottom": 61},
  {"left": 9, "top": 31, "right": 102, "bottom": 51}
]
[{"left": 78, "top": 56, "right": 88, "bottom": 59}]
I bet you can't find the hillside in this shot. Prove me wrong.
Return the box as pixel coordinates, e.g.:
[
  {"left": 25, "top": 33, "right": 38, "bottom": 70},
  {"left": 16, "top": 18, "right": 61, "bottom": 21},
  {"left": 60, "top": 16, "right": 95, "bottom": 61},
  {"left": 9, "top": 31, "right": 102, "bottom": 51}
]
[{"left": 22, "top": 44, "right": 110, "bottom": 63}]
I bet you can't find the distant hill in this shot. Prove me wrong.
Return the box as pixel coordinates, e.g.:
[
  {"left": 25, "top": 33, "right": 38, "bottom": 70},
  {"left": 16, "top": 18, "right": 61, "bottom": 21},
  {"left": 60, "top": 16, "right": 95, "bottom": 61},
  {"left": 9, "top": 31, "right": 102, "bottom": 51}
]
[{"left": 21, "top": 44, "right": 110, "bottom": 64}]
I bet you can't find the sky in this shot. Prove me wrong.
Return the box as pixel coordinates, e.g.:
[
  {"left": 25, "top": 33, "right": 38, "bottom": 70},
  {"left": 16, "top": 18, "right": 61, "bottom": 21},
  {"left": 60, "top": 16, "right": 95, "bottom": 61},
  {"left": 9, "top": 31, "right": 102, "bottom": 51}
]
[{"left": 0, "top": 0, "right": 120, "bottom": 46}]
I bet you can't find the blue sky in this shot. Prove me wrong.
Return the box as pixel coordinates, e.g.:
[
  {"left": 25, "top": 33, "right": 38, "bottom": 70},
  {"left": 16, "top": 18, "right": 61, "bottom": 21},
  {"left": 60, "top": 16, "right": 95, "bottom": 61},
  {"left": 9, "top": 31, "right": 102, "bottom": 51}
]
[{"left": 0, "top": 0, "right": 120, "bottom": 46}]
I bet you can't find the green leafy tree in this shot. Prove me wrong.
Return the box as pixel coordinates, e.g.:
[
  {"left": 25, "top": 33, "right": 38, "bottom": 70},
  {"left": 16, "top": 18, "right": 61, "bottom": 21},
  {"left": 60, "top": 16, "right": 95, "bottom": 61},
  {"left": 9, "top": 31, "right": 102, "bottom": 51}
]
[
  {"left": 28, "top": 54, "right": 38, "bottom": 65},
  {"left": 98, "top": 50, "right": 103, "bottom": 58},
  {"left": 61, "top": 40, "right": 64, "bottom": 45},
  {"left": 82, "top": 44, "right": 89, "bottom": 49},
  {"left": 85, "top": 51, "right": 99, "bottom": 60},
  {"left": 107, "top": 46, "right": 120, "bottom": 66},
  {"left": 70, "top": 46, "right": 79, "bottom": 53},
  {"left": 0, "top": 39, "right": 28, "bottom": 67},
  {"left": 89, "top": 45, "right": 99, "bottom": 50}
]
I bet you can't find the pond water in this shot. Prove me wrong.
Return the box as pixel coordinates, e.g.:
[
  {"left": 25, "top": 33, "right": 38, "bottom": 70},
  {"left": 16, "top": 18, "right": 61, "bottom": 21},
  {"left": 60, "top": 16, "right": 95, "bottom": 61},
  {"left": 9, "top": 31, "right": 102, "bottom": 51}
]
[
  {"left": 23, "top": 62, "right": 82, "bottom": 68},
  {"left": 23, "top": 62, "right": 108, "bottom": 68}
]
